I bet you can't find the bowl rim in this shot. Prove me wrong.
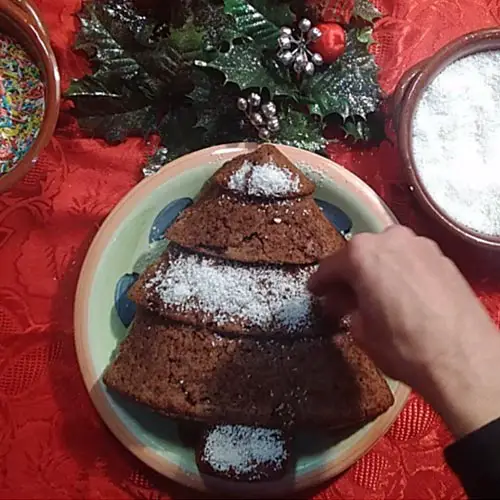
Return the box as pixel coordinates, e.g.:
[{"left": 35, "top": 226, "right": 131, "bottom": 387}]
[
  {"left": 74, "top": 143, "right": 411, "bottom": 497},
  {"left": 0, "top": 0, "right": 61, "bottom": 192},
  {"left": 397, "top": 27, "right": 500, "bottom": 249}
]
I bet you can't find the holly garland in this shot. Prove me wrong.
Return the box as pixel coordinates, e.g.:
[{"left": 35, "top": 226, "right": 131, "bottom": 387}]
[{"left": 67, "top": 0, "right": 384, "bottom": 173}]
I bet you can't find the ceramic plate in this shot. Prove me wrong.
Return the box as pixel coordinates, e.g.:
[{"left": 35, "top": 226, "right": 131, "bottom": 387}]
[{"left": 74, "top": 143, "right": 410, "bottom": 498}]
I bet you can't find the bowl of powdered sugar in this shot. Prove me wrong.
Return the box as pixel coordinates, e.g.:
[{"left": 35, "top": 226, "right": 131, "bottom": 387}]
[{"left": 395, "top": 28, "right": 500, "bottom": 248}]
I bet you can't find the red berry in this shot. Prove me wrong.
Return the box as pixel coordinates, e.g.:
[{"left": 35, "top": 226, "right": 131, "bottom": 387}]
[{"left": 310, "top": 23, "right": 346, "bottom": 64}]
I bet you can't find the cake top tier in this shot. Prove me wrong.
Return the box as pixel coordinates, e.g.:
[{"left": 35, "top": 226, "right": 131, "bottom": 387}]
[{"left": 214, "top": 145, "right": 315, "bottom": 200}]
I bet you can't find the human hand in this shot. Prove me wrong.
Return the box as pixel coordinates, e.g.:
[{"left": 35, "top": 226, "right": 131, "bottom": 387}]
[{"left": 309, "top": 225, "right": 500, "bottom": 437}]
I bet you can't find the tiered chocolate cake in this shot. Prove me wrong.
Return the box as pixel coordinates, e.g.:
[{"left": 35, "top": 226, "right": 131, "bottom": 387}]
[{"left": 103, "top": 145, "right": 394, "bottom": 482}]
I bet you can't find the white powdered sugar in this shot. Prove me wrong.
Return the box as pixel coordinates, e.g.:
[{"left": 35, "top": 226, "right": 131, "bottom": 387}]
[
  {"left": 146, "top": 252, "right": 315, "bottom": 332},
  {"left": 228, "top": 160, "right": 300, "bottom": 197},
  {"left": 203, "top": 425, "right": 287, "bottom": 477},
  {"left": 412, "top": 51, "right": 500, "bottom": 236}
]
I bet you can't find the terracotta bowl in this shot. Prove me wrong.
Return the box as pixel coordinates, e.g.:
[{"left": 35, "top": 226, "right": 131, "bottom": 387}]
[
  {"left": 0, "top": 0, "right": 60, "bottom": 193},
  {"left": 394, "top": 28, "right": 500, "bottom": 249}
]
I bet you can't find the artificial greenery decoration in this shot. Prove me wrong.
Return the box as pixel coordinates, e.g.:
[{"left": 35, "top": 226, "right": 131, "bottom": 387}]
[{"left": 67, "top": 0, "right": 384, "bottom": 170}]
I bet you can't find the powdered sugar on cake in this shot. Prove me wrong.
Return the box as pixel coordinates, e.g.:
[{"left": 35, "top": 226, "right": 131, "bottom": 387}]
[
  {"left": 228, "top": 160, "right": 300, "bottom": 197},
  {"left": 146, "top": 251, "right": 315, "bottom": 333},
  {"left": 202, "top": 425, "right": 288, "bottom": 479}
]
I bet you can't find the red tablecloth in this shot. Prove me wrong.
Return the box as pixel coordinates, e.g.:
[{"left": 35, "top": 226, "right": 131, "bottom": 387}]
[{"left": 1, "top": 0, "right": 500, "bottom": 498}]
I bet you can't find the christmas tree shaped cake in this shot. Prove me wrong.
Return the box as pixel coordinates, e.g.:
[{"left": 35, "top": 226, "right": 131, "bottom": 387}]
[{"left": 103, "top": 145, "right": 394, "bottom": 482}]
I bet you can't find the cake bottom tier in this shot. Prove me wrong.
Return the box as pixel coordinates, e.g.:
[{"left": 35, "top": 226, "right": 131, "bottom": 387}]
[{"left": 103, "top": 309, "right": 394, "bottom": 429}]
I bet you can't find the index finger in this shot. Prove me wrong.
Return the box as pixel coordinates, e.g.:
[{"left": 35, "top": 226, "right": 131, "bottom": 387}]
[{"left": 308, "top": 246, "right": 354, "bottom": 296}]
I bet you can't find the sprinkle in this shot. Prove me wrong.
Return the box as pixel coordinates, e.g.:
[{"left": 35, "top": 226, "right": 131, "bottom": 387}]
[
  {"left": 273, "top": 217, "right": 282, "bottom": 223},
  {"left": 202, "top": 425, "right": 288, "bottom": 479},
  {"left": 0, "top": 34, "right": 45, "bottom": 174},
  {"left": 228, "top": 160, "right": 300, "bottom": 197},
  {"left": 146, "top": 252, "right": 316, "bottom": 333},
  {"left": 412, "top": 51, "right": 500, "bottom": 236}
]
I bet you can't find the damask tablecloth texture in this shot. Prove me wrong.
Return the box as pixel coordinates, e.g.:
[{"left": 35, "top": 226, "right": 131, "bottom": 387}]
[{"left": 1, "top": 0, "right": 499, "bottom": 498}]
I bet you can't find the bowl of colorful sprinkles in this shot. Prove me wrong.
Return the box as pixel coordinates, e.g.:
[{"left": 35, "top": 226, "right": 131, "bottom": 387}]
[
  {"left": 394, "top": 28, "right": 500, "bottom": 249},
  {"left": 0, "top": 0, "right": 60, "bottom": 192}
]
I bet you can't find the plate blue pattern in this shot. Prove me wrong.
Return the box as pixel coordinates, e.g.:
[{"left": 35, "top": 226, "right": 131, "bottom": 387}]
[
  {"left": 315, "top": 199, "right": 353, "bottom": 235},
  {"left": 114, "top": 273, "right": 139, "bottom": 327},
  {"left": 149, "top": 197, "right": 193, "bottom": 243}
]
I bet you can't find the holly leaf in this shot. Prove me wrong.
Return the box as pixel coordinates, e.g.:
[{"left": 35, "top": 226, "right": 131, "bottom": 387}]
[
  {"left": 68, "top": 0, "right": 199, "bottom": 144},
  {"left": 76, "top": 105, "right": 158, "bottom": 144},
  {"left": 75, "top": 2, "right": 143, "bottom": 93},
  {"left": 67, "top": 76, "right": 121, "bottom": 101},
  {"left": 248, "top": 0, "right": 295, "bottom": 26},
  {"left": 304, "top": 28, "right": 381, "bottom": 120},
  {"left": 187, "top": 69, "right": 213, "bottom": 104},
  {"left": 342, "top": 113, "right": 386, "bottom": 144},
  {"left": 157, "top": 98, "right": 249, "bottom": 162},
  {"left": 353, "top": 0, "right": 382, "bottom": 23},
  {"left": 273, "top": 108, "right": 327, "bottom": 153},
  {"left": 194, "top": 2, "right": 238, "bottom": 50},
  {"left": 188, "top": 70, "right": 251, "bottom": 141},
  {"left": 75, "top": 0, "right": 186, "bottom": 93},
  {"left": 168, "top": 2, "right": 237, "bottom": 61},
  {"left": 67, "top": 72, "right": 162, "bottom": 144},
  {"left": 342, "top": 118, "right": 369, "bottom": 142},
  {"left": 224, "top": 0, "right": 295, "bottom": 48},
  {"left": 157, "top": 107, "right": 206, "bottom": 161},
  {"left": 356, "top": 26, "right": 376, "bottom": 47},
  {"left": 199, "top": 42, "right": 297, "bottom": 98},
  {"left": 168, "top": 20, "right": 206, "bottom": 61}
]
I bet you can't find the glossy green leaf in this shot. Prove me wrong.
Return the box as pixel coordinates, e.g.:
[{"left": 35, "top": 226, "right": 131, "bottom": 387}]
[
  {"left": 305, "top": 28, "right": 381, "bottom": 120},
  {"left": 68, "top": 0, "right": 191, "bottom": 144},
  {"left": 274, "top": 108, "right": 327, "bottom": 153},
  {"left": 188, "top": 70, "right": 250, "bottom": 141},
  {"left": 76, "top": 105, "right": 158, "bottom": 144},
  {"left": 75, "top": 1, "right": 185, "bottom": 91},
  {"left": 201, "top": 42, "right": 297, "bottom": 97},
  {"left": 224, "top": 0, "right": 294, "bottom": 48},
  {"left": 168, "top": 20, "right": 205, "bottom": 61},
  {"left": 356, "top": 27, "right": 376, "bottom": 48},
  {"left": 342, "top": 113, "right": 386, "bottom": 144}
]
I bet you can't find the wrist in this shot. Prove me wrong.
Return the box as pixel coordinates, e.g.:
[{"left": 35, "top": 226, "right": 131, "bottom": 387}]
[{"left": 422, "top": 333, "right": 500, "bottom": 438}]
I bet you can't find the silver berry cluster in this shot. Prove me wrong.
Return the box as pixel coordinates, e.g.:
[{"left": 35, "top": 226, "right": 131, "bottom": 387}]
[
  {"left": 237, "top": 92, "right": 279, "bottom": 141},
  {"left": 277, "top": 18, "right": 323, "bottom": 76}
]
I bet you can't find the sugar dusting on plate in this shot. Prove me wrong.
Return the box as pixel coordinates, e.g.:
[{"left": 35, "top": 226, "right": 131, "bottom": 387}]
[
  {"left": 202, "top": 425, "right": 288, "bottom": 480},
  {"left": 146, "top": 251, "right": 316, "bottom": 332},
  {"left": 412, "top": 51, "right": 500, "bottom": 236},
  {"left": 228, "top": 160, "right": 300, "bottom": 197}
]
